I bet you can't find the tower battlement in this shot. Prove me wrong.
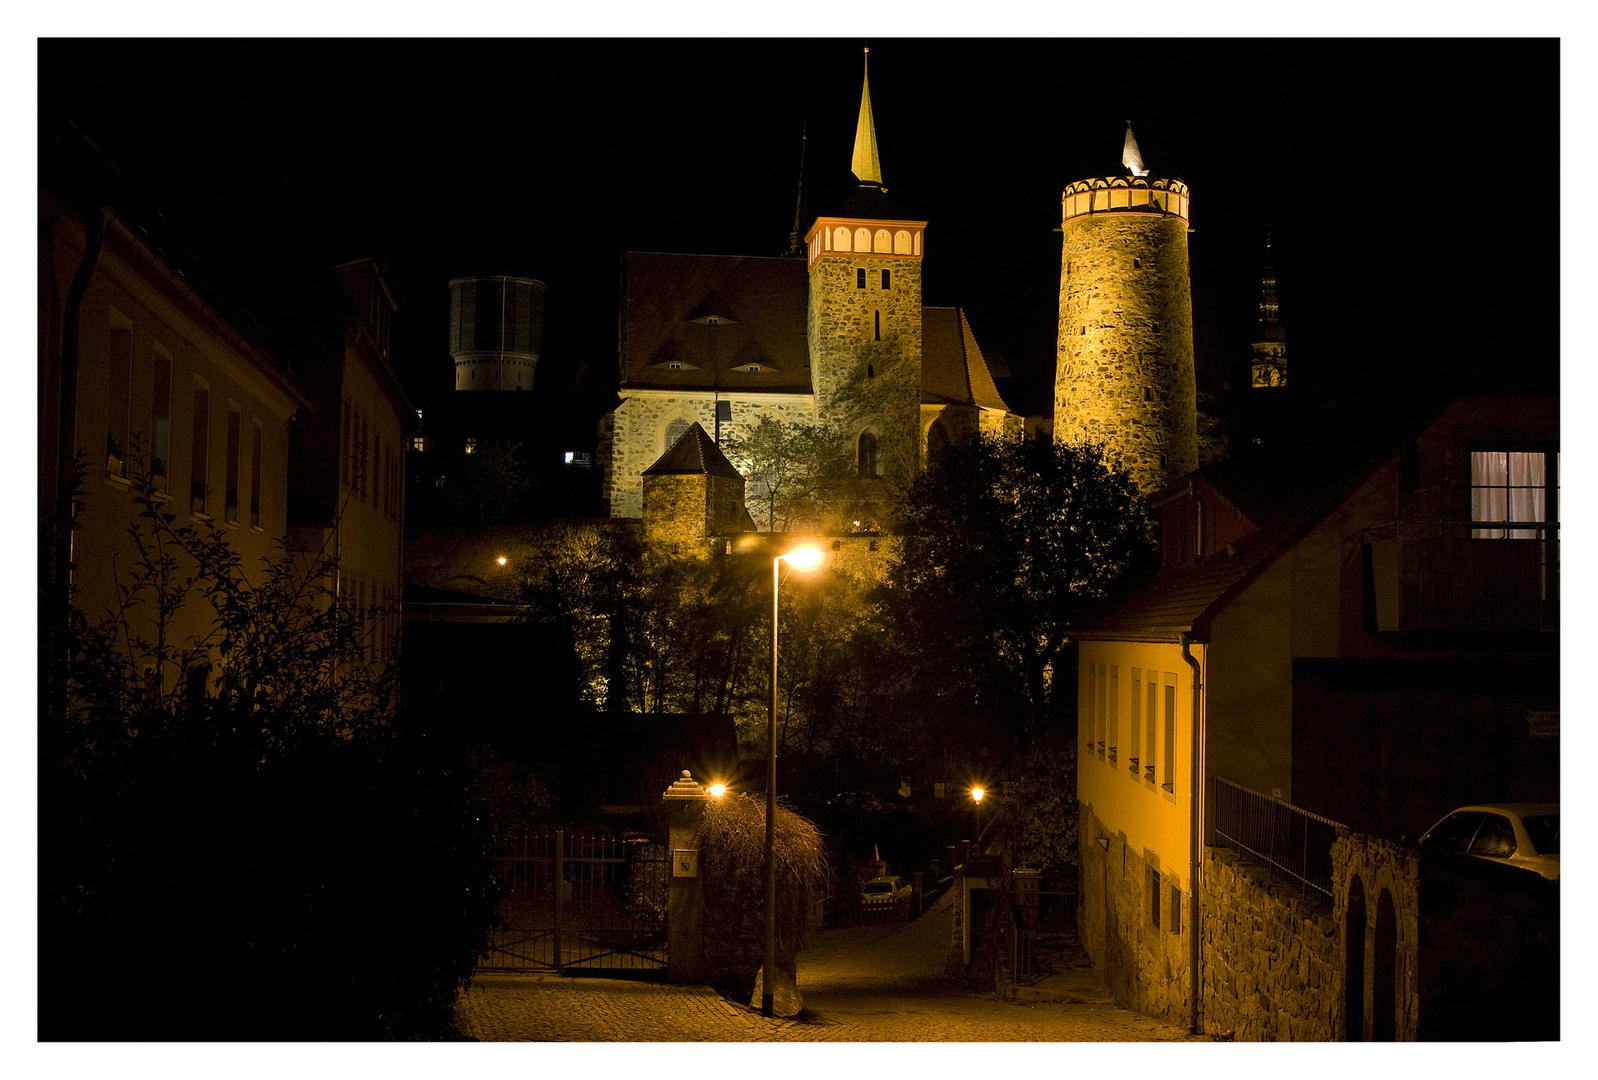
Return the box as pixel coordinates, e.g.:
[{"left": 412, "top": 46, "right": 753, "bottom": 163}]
[{"left": 1061, "top": 176, "right": 1190, "bottom": 227}]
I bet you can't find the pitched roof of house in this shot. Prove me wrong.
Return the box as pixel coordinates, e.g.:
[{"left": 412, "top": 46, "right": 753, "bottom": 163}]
[
  {"left": 921, "top": 307, "right": 1012, "bottom": 412},
  {"left": 619, "top": 252, "right": 812, "bottom": 394},
  {"left": 643, "top": 422, "right": 744, "bottom": 480}
]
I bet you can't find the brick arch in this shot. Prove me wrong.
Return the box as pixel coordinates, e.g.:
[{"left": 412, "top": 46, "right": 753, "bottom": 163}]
[{"left": 1344, "top": 874, "right": 1367, "bottom": 1040}]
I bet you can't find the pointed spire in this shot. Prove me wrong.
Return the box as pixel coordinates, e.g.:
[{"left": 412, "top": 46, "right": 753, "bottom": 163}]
[
  {"left": 851, "top": 47, "right": 885, "bottom": 191},
  {"left": 785, "top": 124, "right": 809, "bottom": 258},
  {"left": 1122, "top": 121, "right": 1148, "bottom": 177},
  {"left": 1259, "top": 230, "right": 1280, "bottom": 326}
]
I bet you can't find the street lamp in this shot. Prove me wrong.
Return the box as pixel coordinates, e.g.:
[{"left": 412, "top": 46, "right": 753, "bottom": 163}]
[{"left": 763, "top": 544, "right": 822, "bottom": 1017}]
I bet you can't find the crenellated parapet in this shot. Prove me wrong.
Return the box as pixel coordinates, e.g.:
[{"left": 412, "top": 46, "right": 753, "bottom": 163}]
[{"left": 1061, "top": 176, "right": 1191, "bottom": 226}]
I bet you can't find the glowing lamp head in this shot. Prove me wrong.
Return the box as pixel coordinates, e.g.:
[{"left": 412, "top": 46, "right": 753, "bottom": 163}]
[
  {"left": 780, "top": 546, "right": 823, "bottom": 570},
  {"left": 971, "top": 787, "right": 985, "bottom": 804},
  {"left": 706, "top": 784, "right": 727, "bottom": 798},
  {"left": 496, "top": 556, "right": 507, "bottom": 566}
]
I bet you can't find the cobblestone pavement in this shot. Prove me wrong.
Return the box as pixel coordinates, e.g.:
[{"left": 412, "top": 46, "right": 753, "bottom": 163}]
[{"left": 456, "top": 891, "right": 1207, "bottom": 1042}]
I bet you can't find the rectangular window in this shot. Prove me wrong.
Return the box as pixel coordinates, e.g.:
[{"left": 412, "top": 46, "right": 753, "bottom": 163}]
[
  {"left": 249, "top": 421, "right": 263, "bottom": 528},
  {"left": 1163, "top": 675, "right": 1178, "bottom": 793},
  {"left": 106, "top": 314, "right": 133, "bottom": 476},
  {"left": 1169, "top": 884, "right": 1181, "bottom": 935},
  {"left": 1095, "top": 663, "right": 1107, "bottom": 758},
  {"left": 1107, "top": 666, "right": 1119, "bottom": 762},
  {"left": 1129, "top": 669, "right": 1142, "bottom": 776},
  {"left": 358, "top": 412, "right": 368, "bottom": 498},
  {"left": 190, "top": 385, "right": 210, "bottom": 515},
  {"left": 1145, "top": 682, "right": 1158, "bottom": 782},
  {"left": 856, "top": 267, "right": 866, "bottom": 289},
  {"left": 1149, "top": 868, "right": 1161, "bottom": 929},
  {"left": 881, "top": 269, "right": 891, "bottom": 289},
  {"left": 224, "top": 405, "right": 241, "bottom": 522},
  {"left": 1471, "top": 449, "right": 1555, "bottom": 539},
  {"left": 341, "top": 402, "right": 351, "bottom": 486},
  {"left": 150, "top": 345, "right": 172, "bottom": 489}
]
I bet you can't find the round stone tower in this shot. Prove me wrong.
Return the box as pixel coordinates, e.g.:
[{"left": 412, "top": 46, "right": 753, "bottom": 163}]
[
  {"left": 1053, "top": 169, "right": 1197, "bottom": 495},
  {"left": 449, "top": 275, "right": 546, "bottom": 391}
]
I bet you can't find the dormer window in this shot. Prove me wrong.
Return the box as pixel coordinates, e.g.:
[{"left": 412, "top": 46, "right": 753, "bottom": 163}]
[{"left": 689, "top": 313, "right": 737, "bottom": 326}]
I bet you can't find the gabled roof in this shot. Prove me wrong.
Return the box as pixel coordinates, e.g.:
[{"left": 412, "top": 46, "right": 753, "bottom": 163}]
[
  {"left": 921, "top": 307, "right": 1012, "bottom": 412},
  {"left": 643, "top": 422, "right": 744, "bottom": 480}
]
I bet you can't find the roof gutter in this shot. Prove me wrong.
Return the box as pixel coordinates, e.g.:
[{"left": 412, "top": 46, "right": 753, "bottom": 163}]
[{"left": 1180, "top": 631, "right": 1204, "bottom": 1036}]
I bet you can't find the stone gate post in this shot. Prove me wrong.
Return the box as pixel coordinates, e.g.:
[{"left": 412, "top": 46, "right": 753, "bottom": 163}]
[{"left": 662, "top": 770, "right": 709, "bottom": 983}]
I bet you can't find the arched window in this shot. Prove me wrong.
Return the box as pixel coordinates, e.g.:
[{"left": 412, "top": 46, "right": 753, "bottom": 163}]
[
  {"left": 874, "top": 229, "right": 891, "bottom": 253},
  {"left": 834, "top": 226, "right": 852, "bottom": 252},
  {"left": 857, "top": 431, "right": 880, "bottom": 478},
  {"left": 664, "top": 418, "right": 691, "bottom": 451},
  {"left": 854, "top": 227, "right": 872, "bottom": 252}
]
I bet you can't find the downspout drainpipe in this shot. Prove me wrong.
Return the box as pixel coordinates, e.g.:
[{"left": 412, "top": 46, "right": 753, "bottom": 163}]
[
  {"left": 47, "top": 201, "right": 104, "bottom": 730},
  {"left": 1181, "top": 632, "right": 1204, "bottom": 1036}
]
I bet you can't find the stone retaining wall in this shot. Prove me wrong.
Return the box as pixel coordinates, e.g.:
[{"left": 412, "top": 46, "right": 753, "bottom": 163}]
[{"left": 1200, "top": 847, "right": 1339, "bottom": 1041}]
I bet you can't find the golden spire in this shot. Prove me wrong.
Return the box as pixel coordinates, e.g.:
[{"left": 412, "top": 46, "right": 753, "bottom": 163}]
[{"left": 850, "top": 46, "right": 884, "bottom": 190}]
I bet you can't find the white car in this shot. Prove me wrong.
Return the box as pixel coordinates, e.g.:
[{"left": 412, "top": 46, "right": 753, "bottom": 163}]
[
  {"left": 860, "top": 876, "right": 912, "bottom": 905},
  {"left": 1416, "top": 803, "right": 1559, "bottom": 881}
]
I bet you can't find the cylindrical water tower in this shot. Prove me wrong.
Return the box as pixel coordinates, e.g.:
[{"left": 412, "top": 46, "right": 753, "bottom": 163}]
[
  {"left": 1053, "top": 174, "right": 1197, "bottom": 495},
  {"left": 449, "top": 275, "right": 546, "bottom": 391}
]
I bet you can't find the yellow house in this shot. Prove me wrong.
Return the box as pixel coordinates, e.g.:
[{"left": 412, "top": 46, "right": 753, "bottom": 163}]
[{"left": 1072, "top": 393, "right": 1558, "bottom": 1029}]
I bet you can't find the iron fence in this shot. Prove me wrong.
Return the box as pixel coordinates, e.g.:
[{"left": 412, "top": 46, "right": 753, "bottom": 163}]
[{"left": 1209, "top": 777, "right": 1347, "bottom": 905}]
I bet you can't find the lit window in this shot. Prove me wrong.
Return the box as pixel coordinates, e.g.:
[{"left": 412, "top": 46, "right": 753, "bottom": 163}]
[
  {"left": 412, "top": 436, "right": 426, "bottom": 451},
  {"left": 465, "top": 437, "right": 476, "bottom": 455},
  {"left": 1471, "top": 449, "right": 1556, "bottom": 539}
]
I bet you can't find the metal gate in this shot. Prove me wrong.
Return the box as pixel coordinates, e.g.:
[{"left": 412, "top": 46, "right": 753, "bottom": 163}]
[{"left": 482, "top": 828, "right": 669, "bottom": 976}]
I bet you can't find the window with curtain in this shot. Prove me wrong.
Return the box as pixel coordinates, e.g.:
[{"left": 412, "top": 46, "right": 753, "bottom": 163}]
[{"left": 1471, "top": 449, "right": 1556, "bottom": 539}]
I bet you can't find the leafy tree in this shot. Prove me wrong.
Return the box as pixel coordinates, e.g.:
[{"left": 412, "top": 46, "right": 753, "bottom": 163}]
[
  {"left": 444, "top": 438, "right": 534, "bottom": 523},
  {"left": 727, "top": 416, "right": 855, "bottom": 533},
  {"left": 39, "top": 470, "right": 501, "bottom": 1039},
  {"left": 883, "top": 435, "right": 1156, "bottom": 748}
]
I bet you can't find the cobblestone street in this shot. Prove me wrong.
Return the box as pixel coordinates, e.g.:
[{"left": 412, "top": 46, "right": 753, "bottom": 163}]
[{"left": 455, "top": 891, "right": 1208, "bottom": 1042}]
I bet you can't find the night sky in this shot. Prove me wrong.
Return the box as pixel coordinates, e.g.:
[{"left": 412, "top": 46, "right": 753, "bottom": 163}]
[{"left": 38, "top": 37, "right": 1561, "bottom": 435}]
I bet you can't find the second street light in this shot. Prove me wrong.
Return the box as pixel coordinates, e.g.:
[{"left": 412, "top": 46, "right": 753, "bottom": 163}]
[{"left": 762, "top": 544, "right": 822, "bottom": 1018}]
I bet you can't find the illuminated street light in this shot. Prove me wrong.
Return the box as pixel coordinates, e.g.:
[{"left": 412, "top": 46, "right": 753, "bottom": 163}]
[
  {"left": 496, "top": 556, "right": 507, "bottom": 566},
  {"left": 971, "top": 786, "right": 987, "bottom": 851},
  {"left": 706, "top": 784, "right": 727, "bottom": 798},
  {"left": 763, "top": 544, "right": 822, "bottom": 1017}
]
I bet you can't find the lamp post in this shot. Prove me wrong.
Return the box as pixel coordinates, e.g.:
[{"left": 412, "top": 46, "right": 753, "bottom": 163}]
[
  {"left": 971, "top": 786, "right": 986, "bottom": 850},
  {"left": 763, "top": 544, "right": 822, "bottom": 1017}
]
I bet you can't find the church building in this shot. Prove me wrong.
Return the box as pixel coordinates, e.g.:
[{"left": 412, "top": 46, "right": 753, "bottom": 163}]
[{"left": 597, "top": 50, "right": 1022, "bottom": 531}]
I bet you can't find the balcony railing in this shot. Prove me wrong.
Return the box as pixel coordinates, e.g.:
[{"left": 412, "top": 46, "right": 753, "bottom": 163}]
[{"left": 1365, "top": 520, "right": 1558, "bottom": 633}]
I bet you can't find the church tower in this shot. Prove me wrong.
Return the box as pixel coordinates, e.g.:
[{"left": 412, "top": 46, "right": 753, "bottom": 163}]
[
  {"left": 803, "top": 48, "right": 925, "bottom": 493},
  {"left": 1250, "top": 233, "right": 1287, "bottom": 388},
  {"left": 1053, "top": 123, "right": 1197, "bottom": 495}
]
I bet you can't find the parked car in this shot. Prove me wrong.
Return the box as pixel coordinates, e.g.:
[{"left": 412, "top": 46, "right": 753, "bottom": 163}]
[
  {"left": 1415, "top": 803, "right": 1559, "bottom": 881},
  {"left": 860, "top": 875, "right": 912, "bottom": 905}
]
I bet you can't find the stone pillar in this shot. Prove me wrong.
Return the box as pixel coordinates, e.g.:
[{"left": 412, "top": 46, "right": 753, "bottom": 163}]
[{"left": 662, "top": 770, "right": 709, "bottom": 984}]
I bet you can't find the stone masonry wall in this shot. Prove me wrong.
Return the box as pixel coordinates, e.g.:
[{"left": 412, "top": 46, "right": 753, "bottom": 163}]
[
  {"left": 808, "top": 258, "right": 922, "bottom": 489},
  {"left": 607, "top": 393, "right": 815, "bottom": 519},
  {"left": 1201, "top": 847, "right": 1340, "bottom": 1041},
  {"left": 1054, "top": 212, "right": 1196, "bottom": 494},
  {"left": 1077, "top": 804, "right": 1194, "bottom": 1027}
]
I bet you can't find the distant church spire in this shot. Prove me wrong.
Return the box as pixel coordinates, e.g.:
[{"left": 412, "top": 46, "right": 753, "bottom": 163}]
[
  {"left": 1259, "top": 231, "right": 1280, "bottom": 326},
  {"left": 851, "top": 47, "right": 885, "bottom": 191},
  {"left": 785, "top": 124, "right": 809, "bottom": 258},
  {"left": 1122, "top": 121, "right": 1148, "bottom": 177}
]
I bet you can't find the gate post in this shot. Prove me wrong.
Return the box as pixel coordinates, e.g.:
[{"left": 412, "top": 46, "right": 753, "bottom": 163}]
[{"left": 663, "top": 771, "right": 710, "bottom": 984}]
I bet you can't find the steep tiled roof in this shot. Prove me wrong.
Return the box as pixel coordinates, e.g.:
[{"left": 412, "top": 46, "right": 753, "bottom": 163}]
[
  {"left": 643, "top": 422, "right": 743, "bottom": 480},
  {"left": 921, "top": 307, "right": 1011, "bottom": 412},
  {"left": 620, "top": 252, "right": 811, "bottom": 393}
]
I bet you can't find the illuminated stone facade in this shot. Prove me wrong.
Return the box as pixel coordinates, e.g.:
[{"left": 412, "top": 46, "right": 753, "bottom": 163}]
[
  {"left": 1054, "top": 176, "right": 1197, "bottom": 495},
  {"left": 805, "top": 217, "right": 926, "bottom": 493}
]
